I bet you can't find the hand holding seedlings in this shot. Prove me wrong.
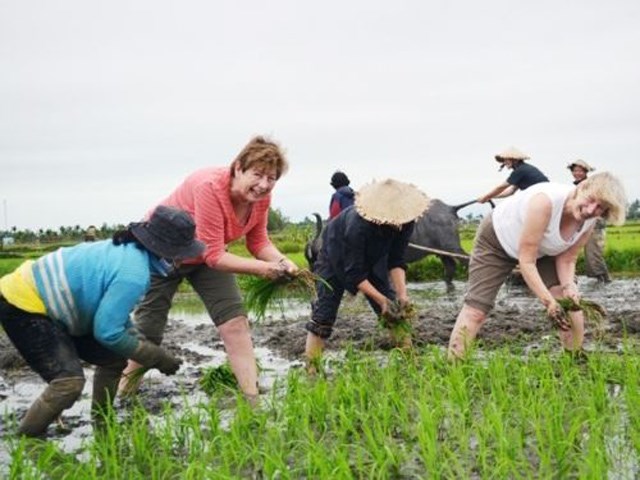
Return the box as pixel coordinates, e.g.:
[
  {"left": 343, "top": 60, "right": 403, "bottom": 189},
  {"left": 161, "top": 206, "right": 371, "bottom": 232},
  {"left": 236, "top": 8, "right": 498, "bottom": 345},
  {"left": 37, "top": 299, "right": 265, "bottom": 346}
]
[
  {"left": 265, "top": 257, "right": 298, "bottom": 280},
  {"left": 547, "top": 302, "right": 572, "bottom": 331},
  {"left": 547, "top": 297, "right": 607, "bottom": 331},
  {"left": 382, "top": 298, "right": 405, "bottom": 325}
]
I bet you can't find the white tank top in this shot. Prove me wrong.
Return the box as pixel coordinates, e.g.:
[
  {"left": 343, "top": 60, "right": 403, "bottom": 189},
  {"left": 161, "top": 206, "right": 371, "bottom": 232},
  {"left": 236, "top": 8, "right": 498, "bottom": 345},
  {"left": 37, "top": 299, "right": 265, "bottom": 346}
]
[{"left": 493, "top": 182, "right": 595, "bottom": 259}]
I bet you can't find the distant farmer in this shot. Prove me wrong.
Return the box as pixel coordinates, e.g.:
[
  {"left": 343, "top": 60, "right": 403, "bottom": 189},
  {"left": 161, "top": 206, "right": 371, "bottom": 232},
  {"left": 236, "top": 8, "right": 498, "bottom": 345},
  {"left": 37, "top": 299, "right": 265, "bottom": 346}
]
[
  {"left": 0, "top": 206, "right": 205, "bottom": 437},
  {"left": 329, "top": 170, "right": 355, "bottom": 219},
  {"left": 119, "top": 136, "right": 297, "bottom": 404},
  {"left": 305, "top": 179, "right": 430, "bottom": 369},
  {"left": 84, "top": 225, "right": 98, "bottom": 242},
  {"left": 478, "top": 147, "right": 549, "bottom": 203},
  {"left": 448, "top": 172, "right": 627, "bottom": 360},
  {"left": 568, "top": 159, "right": 611, "bottom": 283}
]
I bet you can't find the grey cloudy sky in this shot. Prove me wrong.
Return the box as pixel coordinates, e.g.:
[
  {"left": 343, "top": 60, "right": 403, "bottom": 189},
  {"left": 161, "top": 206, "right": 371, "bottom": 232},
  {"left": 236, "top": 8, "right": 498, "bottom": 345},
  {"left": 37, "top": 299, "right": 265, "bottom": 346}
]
[{"left": 1, "top": 0, "right": 639, "bottom": 231}]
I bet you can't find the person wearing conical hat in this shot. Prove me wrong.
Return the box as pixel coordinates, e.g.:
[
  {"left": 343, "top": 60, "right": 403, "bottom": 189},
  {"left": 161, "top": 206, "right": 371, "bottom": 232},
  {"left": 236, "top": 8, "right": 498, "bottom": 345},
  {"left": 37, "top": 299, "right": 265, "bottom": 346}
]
[
  {"left": 567, "top": 160, "right": 611, "bottom": 283},
  {"left": 477, "top": 147, "right": 549, "bottom": 204},
  {"left": 568, "top": 159, "right": 594, "bottom": 185},
  {"left": 304, "top": 179, "right": 430, "bottom": 368},
  {"left": 448, "top": 172, "right": 627, "bottom": 360}
]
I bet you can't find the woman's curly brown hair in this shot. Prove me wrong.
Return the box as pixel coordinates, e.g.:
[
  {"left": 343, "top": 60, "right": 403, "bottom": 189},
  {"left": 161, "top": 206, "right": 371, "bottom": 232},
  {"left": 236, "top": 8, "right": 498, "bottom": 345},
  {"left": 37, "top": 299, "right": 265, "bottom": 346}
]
[{"left": 230, "top": 136, "right": 288, "bottom": 179}]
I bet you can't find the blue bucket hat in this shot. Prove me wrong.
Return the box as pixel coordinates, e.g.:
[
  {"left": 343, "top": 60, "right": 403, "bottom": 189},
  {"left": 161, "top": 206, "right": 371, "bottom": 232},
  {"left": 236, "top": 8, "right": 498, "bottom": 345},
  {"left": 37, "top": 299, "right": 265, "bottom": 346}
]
[{"left": 131, "top": 205, "right": 205, "bottom": 260}]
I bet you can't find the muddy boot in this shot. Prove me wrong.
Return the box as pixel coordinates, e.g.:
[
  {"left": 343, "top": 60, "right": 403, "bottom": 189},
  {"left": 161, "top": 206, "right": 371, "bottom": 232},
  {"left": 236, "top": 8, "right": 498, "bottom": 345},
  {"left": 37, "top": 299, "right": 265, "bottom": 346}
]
[
  {"left": 19, "top": 377, "right": 85, "bottom": 437},
  {"left": 92, "top": 360, "right": 127, "bottom": 431}
]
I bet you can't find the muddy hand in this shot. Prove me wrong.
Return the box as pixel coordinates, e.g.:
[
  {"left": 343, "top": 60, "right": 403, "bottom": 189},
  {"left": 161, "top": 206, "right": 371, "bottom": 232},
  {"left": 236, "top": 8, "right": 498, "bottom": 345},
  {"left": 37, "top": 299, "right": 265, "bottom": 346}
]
[
  {"left": 548, "top": 306, "right": 571, "bottom": 331},
  {"left": 277, "top": 257, "right": 298, "bottom": 279},
  {"left": 383, "top": 298, "right": 404, "bottom": 324}
]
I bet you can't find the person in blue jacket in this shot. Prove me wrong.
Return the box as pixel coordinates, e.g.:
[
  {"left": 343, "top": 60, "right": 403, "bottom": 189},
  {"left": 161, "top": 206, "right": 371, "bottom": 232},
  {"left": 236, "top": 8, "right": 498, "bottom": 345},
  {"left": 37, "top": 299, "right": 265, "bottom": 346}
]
[
  {"left": 305, "top": 179, "right": 430, "bottom": 368},
  {"left": 329, "top": 171, "right": 356, "bottom": 219},
  {"left": 0, "top": 205, "right": 204, "bottom": 437}
]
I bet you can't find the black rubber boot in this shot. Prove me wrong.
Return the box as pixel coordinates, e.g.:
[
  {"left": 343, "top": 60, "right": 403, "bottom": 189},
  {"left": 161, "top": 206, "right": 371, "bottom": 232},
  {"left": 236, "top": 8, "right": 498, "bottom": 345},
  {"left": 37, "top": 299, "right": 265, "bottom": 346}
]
[{"left": 19, "top": 377, "right": 85, "bottom": 437}]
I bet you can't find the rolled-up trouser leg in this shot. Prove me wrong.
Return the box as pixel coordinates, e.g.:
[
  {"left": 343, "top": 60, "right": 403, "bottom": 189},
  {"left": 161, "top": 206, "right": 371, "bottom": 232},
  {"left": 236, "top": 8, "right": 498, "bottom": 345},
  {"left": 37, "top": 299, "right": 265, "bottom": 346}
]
[
  {"left": 305, "top": 275, "right": 344, "bottom": 339},
  {"left": 133, "top": 272, "right": 183, "bottom": 345},
  {"left": 19, "top": 376, "right": 85, "bottom": 437}
]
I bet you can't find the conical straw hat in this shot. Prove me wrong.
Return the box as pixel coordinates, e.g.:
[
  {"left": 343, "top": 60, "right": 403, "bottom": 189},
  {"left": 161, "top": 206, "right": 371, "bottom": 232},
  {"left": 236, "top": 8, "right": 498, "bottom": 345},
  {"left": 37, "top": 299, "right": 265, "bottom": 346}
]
[
  {"left": 495, "top": 146, "right": 530, "bottom": 162},
  {"left": 355, "top": 179, "right": 430, "bottom": 226},
  {"left": 567, "top": 159, "right": 594, "bottom": 172}
]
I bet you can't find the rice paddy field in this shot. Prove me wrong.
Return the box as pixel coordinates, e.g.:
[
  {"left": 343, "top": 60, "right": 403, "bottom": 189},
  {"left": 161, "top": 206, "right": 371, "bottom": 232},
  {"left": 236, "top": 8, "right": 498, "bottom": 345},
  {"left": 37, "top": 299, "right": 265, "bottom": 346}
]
[
  {"left": 5, "top": 346, "right": 640, "bottom": 479},
  {"left": 1, "top": 221, "right": 639, "bottom": 478}
]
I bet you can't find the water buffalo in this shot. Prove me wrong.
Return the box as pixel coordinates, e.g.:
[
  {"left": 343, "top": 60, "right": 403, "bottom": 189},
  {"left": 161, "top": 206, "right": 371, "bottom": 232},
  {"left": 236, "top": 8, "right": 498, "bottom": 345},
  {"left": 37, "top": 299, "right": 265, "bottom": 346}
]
[
  {"left": 404, "top": 199, "right": 477, "bottom": 291},
  {"left": 304, "top": 199, "right": 480, "bottom": 291},
  {"left": 303, "top": 212, "right": 324, "bottom": 270}
]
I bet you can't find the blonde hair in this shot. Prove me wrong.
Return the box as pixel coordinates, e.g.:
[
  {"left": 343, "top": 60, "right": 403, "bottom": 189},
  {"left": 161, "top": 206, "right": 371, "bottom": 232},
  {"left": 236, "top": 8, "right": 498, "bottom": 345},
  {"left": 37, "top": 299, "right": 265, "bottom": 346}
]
[
  {"left": 230, "top": 136, "right": 289, "bottom": 179},
  {"left": 578, "top": 171, "right": 627, "bottom": 225}
]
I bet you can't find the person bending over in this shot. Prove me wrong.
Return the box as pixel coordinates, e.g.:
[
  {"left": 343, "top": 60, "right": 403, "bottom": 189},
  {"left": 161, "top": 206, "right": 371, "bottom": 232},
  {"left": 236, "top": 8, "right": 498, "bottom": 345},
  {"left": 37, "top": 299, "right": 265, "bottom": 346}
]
[
  {"left": 448, "top": 172, "right": 626, "bottom": 359},
  {"left": 305, "top": 179, "right": 430, "bottom": 369},
  {"left": 0, "top": 206, "right": 204, "bottom": 436}
]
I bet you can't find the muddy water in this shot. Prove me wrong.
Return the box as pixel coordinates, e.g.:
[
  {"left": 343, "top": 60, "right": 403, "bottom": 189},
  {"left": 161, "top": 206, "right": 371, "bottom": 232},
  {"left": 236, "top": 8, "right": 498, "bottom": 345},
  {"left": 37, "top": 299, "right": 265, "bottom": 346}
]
[{"left": 1, "top": 277, "right": 639, "bottom": 470}]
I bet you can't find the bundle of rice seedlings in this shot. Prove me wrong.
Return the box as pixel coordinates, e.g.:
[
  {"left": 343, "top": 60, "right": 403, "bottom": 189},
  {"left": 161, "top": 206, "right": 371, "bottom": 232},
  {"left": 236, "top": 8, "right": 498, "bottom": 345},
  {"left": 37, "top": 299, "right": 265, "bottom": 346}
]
[
  {"left": 241, "top": 269, "right": 330, "bottom": 321},
  {"left": 378, "top": 301, "right": 417, "bottom": 346},
  {"left": 119, "top": 366, "right": 149, "bottom": 397},
  {"left": 550, "top": 297, "right": 606, "bottom": 331},
  {"left": 199, "top": 363, "right": 238, "bottom": 395}
]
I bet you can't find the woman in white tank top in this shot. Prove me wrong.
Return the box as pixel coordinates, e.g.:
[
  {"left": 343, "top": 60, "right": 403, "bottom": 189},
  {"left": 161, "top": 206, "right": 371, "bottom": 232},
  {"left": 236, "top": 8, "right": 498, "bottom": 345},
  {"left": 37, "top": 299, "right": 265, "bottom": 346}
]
[{"left": 448, "top": 172, "right": 627, "bottom": 360}]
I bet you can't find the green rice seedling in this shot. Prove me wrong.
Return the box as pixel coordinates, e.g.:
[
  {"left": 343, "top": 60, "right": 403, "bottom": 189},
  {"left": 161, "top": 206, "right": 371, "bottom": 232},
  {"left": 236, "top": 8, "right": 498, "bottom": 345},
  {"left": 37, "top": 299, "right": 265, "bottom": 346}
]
[
  {"left": 241, "top": 269, "right": 330, "bottom": 321},
  {"left": 377, "top": 301, "right": 417, "bottom": 348},
  {"left": 552, "top": 297, "right": 606, "bottom": 333},
  {"left": 118, "top": 366, "right": 148, "bottom": 397},
  {"left": 199, "top": 363, "right": 239, "bottom": 395},
  {"left": 8, "top": 343, "right": 640, "bottom": 478}
]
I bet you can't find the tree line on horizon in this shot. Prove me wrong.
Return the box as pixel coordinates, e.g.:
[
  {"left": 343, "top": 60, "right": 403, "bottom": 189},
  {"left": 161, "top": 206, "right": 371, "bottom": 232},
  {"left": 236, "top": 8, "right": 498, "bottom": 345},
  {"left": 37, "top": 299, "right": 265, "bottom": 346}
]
[{"left": 2, "top": 200, "right": 640, "bottom": 246}]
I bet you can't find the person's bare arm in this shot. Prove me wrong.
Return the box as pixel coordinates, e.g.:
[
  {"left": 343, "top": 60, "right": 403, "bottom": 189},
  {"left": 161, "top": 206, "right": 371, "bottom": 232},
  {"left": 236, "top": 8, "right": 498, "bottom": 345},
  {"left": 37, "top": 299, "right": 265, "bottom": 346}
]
[
  {"left": 494, "top": 184, "right": 517, "bottom": 199},
  {"left": 517, "top": 193, "right": 557, "bottom": 310},
  {"left": 213, "top": 250, "right": 293, "bottom": 279},
  {"left": 554, "top": 224, "right": 594, "bottom": 297},
  {"left": 389, "top": 267, "right": 408, "bottom": 303},
  {"left": 478, "top": 181, "right": 511, "bottom": 203},
  {"left": 357, "top": 279, "right": 389, "bottom": 313}
]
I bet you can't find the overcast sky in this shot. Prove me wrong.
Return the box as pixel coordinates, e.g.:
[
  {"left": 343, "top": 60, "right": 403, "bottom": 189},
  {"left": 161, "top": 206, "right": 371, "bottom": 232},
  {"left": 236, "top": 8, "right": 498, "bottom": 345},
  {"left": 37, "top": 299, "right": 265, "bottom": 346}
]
[{"left": 1, "top": 0, "right": 639, "bottom": 231}]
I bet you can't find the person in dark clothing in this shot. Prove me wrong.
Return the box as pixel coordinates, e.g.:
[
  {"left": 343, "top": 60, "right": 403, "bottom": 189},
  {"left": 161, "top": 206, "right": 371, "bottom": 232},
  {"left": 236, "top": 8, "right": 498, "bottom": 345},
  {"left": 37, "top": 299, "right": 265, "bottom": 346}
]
[
  {"left": 329, "top": 171, "right": 356, "bottom": 219},
  {"left": 305, "top": 179, "right": 431, "bottom": 368},
  {"left": 478, "top": 147, "right": 549, "bottom": 203},
  {"left": 568, "top": 159, "right": 611, "bottom": 283}
]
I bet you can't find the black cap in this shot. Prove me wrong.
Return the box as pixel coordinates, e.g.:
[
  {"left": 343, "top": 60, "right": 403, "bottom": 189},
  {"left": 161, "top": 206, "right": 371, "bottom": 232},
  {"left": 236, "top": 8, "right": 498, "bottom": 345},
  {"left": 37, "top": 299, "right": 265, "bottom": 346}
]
[{"left": 131, "top": 206, "right": 205, "bottom": 260}]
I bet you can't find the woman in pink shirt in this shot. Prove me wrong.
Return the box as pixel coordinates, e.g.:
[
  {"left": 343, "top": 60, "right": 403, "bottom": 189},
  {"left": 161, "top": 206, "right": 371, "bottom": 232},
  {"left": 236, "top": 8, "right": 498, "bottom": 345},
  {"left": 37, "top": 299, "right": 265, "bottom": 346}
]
[{"left": 119, "top": 136, "right": 296, "bottom": 403}]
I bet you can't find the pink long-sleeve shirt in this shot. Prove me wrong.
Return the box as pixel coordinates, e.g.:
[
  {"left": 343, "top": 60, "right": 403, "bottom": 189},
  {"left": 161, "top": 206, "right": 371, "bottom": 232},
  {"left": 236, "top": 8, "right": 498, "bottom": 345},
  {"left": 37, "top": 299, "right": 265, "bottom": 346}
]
[{"left": 153, "top": 166, "right": 273, "bottom": 267}]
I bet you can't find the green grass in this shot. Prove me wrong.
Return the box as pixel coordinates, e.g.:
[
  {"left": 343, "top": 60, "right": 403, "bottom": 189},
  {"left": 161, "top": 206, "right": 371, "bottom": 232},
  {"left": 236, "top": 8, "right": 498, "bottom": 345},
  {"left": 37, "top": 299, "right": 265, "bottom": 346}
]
[
  {"left": 1, "top": 221, "right": 638, "bottom": 283},
  {"left": 6, "top": 345, "right": 640, "bottom": 478}
]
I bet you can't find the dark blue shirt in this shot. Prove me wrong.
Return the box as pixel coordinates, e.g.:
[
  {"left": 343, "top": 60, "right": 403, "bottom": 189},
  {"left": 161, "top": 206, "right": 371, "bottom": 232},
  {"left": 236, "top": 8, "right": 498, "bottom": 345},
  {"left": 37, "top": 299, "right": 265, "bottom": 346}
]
[
  {"left": 317, "top": 206, "right": 414, "bottom": 294},
  {"left": 507, "top": 162, "right": 549, "bottom": 190}
]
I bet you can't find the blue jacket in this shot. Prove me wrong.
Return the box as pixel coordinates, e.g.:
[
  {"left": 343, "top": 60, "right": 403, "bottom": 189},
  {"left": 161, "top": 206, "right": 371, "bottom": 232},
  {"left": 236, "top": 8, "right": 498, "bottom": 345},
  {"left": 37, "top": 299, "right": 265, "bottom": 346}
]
[
  {"left": 32, "top": 240, "right": 153, "bottom": 357},
  {"left": 329, "top": 186, "right": 355, "bottom": 219}
]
